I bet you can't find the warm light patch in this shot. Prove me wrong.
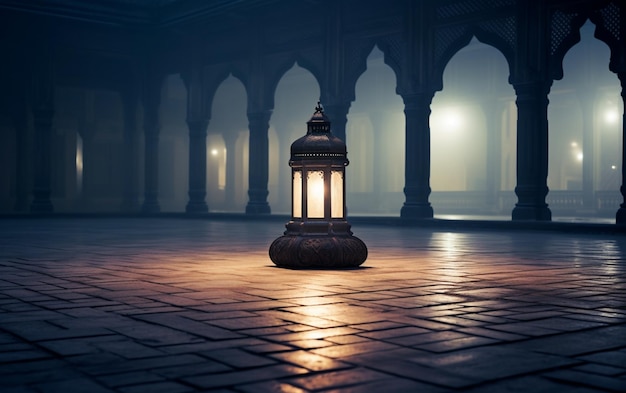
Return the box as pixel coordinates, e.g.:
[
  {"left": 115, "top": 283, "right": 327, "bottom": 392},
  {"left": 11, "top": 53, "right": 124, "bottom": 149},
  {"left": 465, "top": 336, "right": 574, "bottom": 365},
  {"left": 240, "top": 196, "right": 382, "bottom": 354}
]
[
  {"left": 331, "top": 171, "right": 343, "bottom": 218},
  {"left": 307, "top": 171, "right": 324, "bottom": 218},
  {"left": 293, "top": 171, "right": 302, "bottom": 218}
]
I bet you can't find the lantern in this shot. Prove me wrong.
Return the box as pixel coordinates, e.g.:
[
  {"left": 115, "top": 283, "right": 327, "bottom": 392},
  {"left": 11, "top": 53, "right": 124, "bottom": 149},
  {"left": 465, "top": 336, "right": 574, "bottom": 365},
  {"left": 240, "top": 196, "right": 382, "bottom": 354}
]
[{"left": 269, "top": 102, "right": 367, "bottom": 268}]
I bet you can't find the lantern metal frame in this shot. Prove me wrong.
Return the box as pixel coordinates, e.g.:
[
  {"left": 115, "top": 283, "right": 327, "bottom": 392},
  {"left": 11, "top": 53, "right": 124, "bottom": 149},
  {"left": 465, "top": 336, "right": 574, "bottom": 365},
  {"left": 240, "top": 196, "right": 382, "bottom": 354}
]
[{"left": 269, "top": 103, "right": 367, "bottom": 268}]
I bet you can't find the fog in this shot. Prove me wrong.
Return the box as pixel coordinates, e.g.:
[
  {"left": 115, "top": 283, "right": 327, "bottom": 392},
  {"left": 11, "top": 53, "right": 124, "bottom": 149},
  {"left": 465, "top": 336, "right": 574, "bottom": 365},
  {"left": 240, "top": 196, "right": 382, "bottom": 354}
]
[
  {"left": 168, "top": 21, "right": 619, "bottom": 221},
  {"left": 11, "top": 21, "right": 620, "bottom": 221}
]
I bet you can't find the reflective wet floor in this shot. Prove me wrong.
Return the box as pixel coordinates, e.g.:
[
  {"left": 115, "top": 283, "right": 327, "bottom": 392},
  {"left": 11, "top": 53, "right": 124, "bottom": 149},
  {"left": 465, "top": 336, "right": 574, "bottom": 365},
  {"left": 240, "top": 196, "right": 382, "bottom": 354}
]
[{"left": 1, "top": 218, "right": 625, "bottom": 392}]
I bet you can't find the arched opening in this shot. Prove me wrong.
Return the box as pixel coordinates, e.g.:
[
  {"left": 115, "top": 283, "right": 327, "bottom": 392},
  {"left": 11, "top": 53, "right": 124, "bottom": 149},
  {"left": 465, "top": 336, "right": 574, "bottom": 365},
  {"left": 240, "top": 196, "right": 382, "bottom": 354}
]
[
  {"left": 53, "top": 86, "right": 126, "bottom": 212},
  {"left": 431, "top": 37, "right": 516, "bottom": 218},
  {"left": 272, "top": 63, "right": 320, "bottom": 214},
  {"left": 207, "top": 74, "right": 248, "bottom": 212},
  {"left": 548, "top": 20, "right": 622, "bottom": 222},
  {"left": 347, "top": 46, "right": 404, "bottom": 216}
]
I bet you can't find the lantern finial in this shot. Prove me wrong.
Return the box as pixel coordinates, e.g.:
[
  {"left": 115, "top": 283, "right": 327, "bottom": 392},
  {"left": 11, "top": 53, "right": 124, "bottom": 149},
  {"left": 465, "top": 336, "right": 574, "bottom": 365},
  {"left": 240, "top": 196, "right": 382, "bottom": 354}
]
[{"left": 315, "top": 101, "right": 323, "bottom": 114}]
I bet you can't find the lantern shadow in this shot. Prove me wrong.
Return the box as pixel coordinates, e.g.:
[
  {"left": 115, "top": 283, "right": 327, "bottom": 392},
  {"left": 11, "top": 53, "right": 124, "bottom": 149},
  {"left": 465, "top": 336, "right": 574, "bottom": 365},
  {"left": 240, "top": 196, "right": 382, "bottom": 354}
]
[{"left": 266, "top": 265, "right": 373, "bottom": 271}]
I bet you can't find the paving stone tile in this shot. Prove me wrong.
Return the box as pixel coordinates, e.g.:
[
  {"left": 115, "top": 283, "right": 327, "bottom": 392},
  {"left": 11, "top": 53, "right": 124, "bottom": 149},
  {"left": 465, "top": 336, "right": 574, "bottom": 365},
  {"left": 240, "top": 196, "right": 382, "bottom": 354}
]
[
  {"left": 258, "top": 310, "right": 345, "bottom": 328},
  {"left": 78, "top": 354, "right": 206, "bottom": 376},
  {"left": 453, "top": 326, "right": 526, "bottom": 341},
  {"left": 409, "top": 346, "right": 580, "bottom": 382},
  {"left": 97, "top": 371, "right": 165, "bottom": 388},
  {"left": 322, "top": 377, "right": 447, "bottom": 393},
  {"left": 270, "top": 349, "right": 352, "bottom": 371},
  {"left": 545, "top": 369, "right": 626, "bottom": 392},
  {"left": 429, "top": 315, "right": 488, "bottom": 327},
  {"left": 574, "top": 363, "right": 626, "bottom": 376},
  {"left": 118, "top": 313, "right": 242, "bottom": 342},
  {"left": 236, "top": 380, "right": 308, "bottom": 393},
  {"left": 243, "top": 342, "right": 294, "bottom": 353},
  {"left": 418, "top": 336, "right": 498, "bottom": 353},
  {"left": 386, "top": 330, "right": 469, "bottom": 346},
  {"left": 206, "top": 315, "right": 287, "bottom": 330},
  {"left": 348, "top": 353, "right": 477, "bottom": 388},
  {"left": 117, "top": 381, "right": 194, "bottom": 393},
  {"left": 202, "top": 347, "right": 277, "bottom": 368},
  {"left": 462, "top": 375, "right": 602, "bottom": 393},
  {"left": 183, "top": 364, "right": 308, "bottom": 389},
  {"left": 522, "top": 317, "right": 607, "bottom": 332},
  {"left": 488, "top": 321, "right": 562, "bottom": 337},
  {"left": 287, "top": 339, "right": 335, "bottom": 349},
  {"left": 34, "top": 377, "right": 116, "bottom": 393},
  {"left": 151, "top": 360, "right": 232, "bottom": 378},
  {"left": 358, "top": 326, "right": 430, "bottom": 339},
  {"left": 157, "top": 337, "right": 266, "bottom": 354},
  {"left": 287, "top": 367, "right": 390, "bottom": 391},
  {"left": 92, "top": 339, "right": 165, "bottom": 359},
  {"left": 509, "top": 326, "right": 626, "bottom": 356},
  {"left": 311, "top": 340, "right": 401, "bottom": 358},
  {"left": 265, "top": 326, "right": 362, "bottom": 342},
  {"left": 351, "top": 321, "right": 406, "bottom": 331},
  {"left": 578, "top": 350, "right": 626, "bottom": 368}
]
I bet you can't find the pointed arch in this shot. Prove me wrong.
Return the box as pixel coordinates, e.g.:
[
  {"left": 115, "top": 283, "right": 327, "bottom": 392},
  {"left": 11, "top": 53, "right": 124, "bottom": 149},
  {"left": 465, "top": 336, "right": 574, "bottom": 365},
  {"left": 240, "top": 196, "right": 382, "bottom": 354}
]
[
  {"left": 261, "top": 51, "right": 323, "bottom": 113},
  {"left": 434, "top": 26, "right": 514, "bottom": 92},
  {"left": 207, "top": 73, "right": 248, "bottom": 212},
  {"left": 342, "top": 40, "right": 377, "bottom": 103},
  {"left": 347, "top": 45, "right": 405, "bottom": 215},
  {"left": 202, "top": 64, "right": 246, "bottom": 120}
]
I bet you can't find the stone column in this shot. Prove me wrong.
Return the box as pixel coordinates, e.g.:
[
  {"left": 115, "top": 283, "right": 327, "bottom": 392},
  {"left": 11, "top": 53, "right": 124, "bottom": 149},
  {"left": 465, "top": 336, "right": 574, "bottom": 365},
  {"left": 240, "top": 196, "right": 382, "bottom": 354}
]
[
  {"left": 186, "top": 119, "right": 209, "bottom": 213},
  {"left": 511, "top": 80, "right": 552, "bottom": 221},
  {"left": 245, "top": 110, "right": 272, "bottom": 214},
  {"left": 12, "top": 103, "right": 30, "bottom": 212},
  {"left": 30, "top": 63, "right": 55, "bottom": 213},
  {"left": 223, "top": 130, "right": 239, "bottom": 210},
  {"left": 615, "top": 72, "right": 626, "bottom": 224},
  {"left": 368, "top": 110, "right": 388, "bottom": 209},
  {"left": 482, "top": 100, "right": 505, "bottom": 212},
  {"left": 141, "top": 77, "right": 162, "bottom": 214},
  {"left": 120, "top": 90, "right": 140, "bottom": 212},
  {"left": 400, "top": 92, "right": 434, "bottom": 219},
  {"left": 577, "top": 90, "right": 596, "bottom": 211},
  {"left": 324, "top": 102, "right": 350, "bottom": 143}
]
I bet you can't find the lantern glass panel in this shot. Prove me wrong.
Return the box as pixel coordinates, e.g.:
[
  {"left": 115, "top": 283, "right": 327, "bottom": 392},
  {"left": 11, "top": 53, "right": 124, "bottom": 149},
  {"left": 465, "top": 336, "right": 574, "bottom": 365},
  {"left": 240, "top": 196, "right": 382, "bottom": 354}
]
[
  {"left": 331, "top": 170, "right": 343, "bottom": 218},
  {"left": 307, "top": 170, "right": 324, "bottom": 218},
  {"left": 293, "top": 170, "right": 302, "bottom": 218}
]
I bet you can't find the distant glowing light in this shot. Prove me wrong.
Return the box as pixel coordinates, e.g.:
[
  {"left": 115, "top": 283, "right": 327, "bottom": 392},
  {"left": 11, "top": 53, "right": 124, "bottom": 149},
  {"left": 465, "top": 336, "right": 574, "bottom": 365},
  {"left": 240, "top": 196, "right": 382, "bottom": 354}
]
[
  {"left": 211, "top": 149, "right": 219, "bottom": 156},
  {"left": 604, "top": 109, "right": 619, "bottom": 124},
  {"left": 570, "top": 141, "right": 578, "bottom": 148},
  {"left": 611, "top": 165, "right": 617, "bottom": 170},
  {"left": 576, "top": 152, "right": 583, "bottom": 162},
  {"left": 432, "top": 107, "right": 463, "bottom": 132}
]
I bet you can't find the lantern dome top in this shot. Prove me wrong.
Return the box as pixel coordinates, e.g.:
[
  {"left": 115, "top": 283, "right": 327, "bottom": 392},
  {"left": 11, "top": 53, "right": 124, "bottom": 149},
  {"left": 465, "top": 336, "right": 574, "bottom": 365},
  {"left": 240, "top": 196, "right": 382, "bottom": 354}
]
[{"left": 290, "top": 102, "right": 348, "bottom": 164}]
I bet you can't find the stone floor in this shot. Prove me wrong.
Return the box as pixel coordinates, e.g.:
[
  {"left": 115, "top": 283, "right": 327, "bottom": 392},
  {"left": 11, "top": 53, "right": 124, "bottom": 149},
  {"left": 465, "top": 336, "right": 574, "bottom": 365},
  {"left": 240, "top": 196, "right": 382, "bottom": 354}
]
[{"left": 0, "top": 217, "right": 625, "bottom": 392}]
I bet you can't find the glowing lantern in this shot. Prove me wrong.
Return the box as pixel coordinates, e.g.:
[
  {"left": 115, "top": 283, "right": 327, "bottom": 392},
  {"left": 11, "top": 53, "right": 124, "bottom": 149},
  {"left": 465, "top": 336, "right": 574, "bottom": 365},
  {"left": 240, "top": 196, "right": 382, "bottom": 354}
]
[{"left": 269, "top": 102, "right": 367, "bottom": 268}]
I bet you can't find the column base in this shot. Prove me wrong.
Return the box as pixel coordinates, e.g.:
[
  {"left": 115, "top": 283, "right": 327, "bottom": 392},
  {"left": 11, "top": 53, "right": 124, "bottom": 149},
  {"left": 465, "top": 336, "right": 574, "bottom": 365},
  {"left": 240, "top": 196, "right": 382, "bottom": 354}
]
[
  {"left": 30, "top": 199, "right": 53, "bottom": 213},
  {"left": 186, "top": 202, "right": 208, "bottom": 214},
  {"left": 400, "top": 203, "right": 434, "bottom": 220},
  {"left": 120, "top": 199, "right": 140, "bottom": 213},
  {"left": 141, "top": 201, "right": 160, "bottom": 214},
  {"left": 511, "top": 205, "right": 551, "bottom": 221},
  {"left": 246, "top": 202, "right": 271, "bottom": 214},
  {"left": 616, "top": 206, "right": 626, "bottom": 225}
]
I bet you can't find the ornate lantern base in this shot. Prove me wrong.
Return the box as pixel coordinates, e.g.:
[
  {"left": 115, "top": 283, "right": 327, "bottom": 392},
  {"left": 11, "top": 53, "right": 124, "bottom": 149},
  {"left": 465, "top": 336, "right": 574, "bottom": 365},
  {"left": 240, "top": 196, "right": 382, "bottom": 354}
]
[{"left": 269, "top": 222, "right": 367, "bottom": 268}]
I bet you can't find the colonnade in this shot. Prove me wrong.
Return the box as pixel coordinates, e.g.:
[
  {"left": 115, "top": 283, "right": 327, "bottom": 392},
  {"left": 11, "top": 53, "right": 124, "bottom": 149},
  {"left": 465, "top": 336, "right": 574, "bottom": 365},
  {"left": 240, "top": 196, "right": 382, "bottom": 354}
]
[{"left": 6, "top": 0, "right": 625, "bottom": 224}]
